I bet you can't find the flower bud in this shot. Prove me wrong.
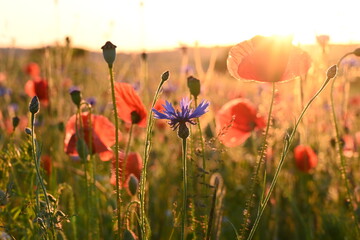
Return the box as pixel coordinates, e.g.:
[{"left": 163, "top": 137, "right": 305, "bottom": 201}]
[
  {"left": 128, "top": 174, "right": 139, "bottom": 197},
  {"left": 326, "top": 65, "right": 337, "bottom": 79},
  {"left": 12, "top": 116, "right": 20, "bottom": 130},
  {"left": 70, "top": 89, "right": 82, "bottom": 107},
  {"left": 101, "top": 41, "right": 117, "bottom": 67},
  {"left": 161, "top": 71, "right": 170, "bottom": 82},
  {"left": 187, "top": 76, "right": 201, "bottom": 98},
  {"left": 29, "top": 96, "right": 40, "bottom": 114},
  {"left": 25, "top": 127, "right": 32, "bottom": 135},
  {"left": 177, "top": 123, "right": 190, "bottom": 139},
  {"left": 353, "top": 48, "right": 360, "bottom": 57}
]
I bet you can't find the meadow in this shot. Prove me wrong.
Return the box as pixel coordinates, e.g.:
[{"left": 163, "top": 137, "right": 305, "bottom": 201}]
[{"left": 0, "top": 36, "right": 360, "bottom": 240}]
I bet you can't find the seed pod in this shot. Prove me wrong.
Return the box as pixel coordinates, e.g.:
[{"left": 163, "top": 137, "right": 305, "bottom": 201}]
[
  {"left": 101, "top": 41, "right": 117, "bottom": 67},
  {"left": 29, "top": 96, "right": 40, "bottom": 114},
  {"left": 326, "top": 65, "right": 337, "bottom": 79}
]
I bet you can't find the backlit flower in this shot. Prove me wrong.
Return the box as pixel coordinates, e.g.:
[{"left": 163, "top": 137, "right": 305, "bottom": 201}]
[
  {"left": 115, "top": 82, "right": 147, "bottom": 127},
  {"left": 110, "top": 152, "right": 143, "bottom": 188},
  {"left": 294, "top": 145, "right": 318, "bottom": 173},
  {"left": 64, "top": 112, "right": 118, "bottom": 161},
  {"left": 24, "top": 78, "right": 49, "bottom": 106},
  {"left": 216, "top": 98, "right": 266, "bottom": 147},
  {"left": 152, "top": 97, "right": 209, "bottom": 130},
  {"left": 227, "top": 35, "right": 311, "bottom": 82}
]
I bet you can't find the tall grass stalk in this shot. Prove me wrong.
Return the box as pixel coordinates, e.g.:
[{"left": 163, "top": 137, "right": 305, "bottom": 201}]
[
  {"left": 245, "top": 68, "right": 335, "bottom": 240},
  {"left": 139, "top": 71, "right": 169, "bottom": 239},
  {"left": 181, "top": 137, "right": 188, "bottom": 240}
]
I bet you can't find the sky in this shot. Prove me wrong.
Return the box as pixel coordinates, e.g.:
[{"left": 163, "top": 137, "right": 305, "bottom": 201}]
[{"left": 0, "top": 0, "right": 359, "bottom": 52}]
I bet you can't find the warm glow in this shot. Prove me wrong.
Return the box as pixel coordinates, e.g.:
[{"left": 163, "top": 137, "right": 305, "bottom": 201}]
[{"left": 1, "top": 0, "right": 359, "bottom": 52}]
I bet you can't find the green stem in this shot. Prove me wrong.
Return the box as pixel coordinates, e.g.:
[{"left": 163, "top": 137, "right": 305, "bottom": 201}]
[
  {"left": 108, "top": 65, "right": 122, "bottom": 239},
  {"left": 240, "top": 82, "right": 276, "bottom": 239},
  {"left": 246, "top": 76, "right": 332, "bottom": 240},
  {"left": 194, "top": 98, "right": 207, "bottom": 187},
  {"left": 330, "top": 53, "right": 360, "bottom": 236},
  {"left": 181, "top": 137, "right": 188, "bottom": 240},
  {"left": 140, "top": 72, "right": 168, "bottom": 239},
  {"left": 30, "top": 114, "right": 53, "bottom": 237},
  {"left": 122, "top": 124, "right": 134, "bottom": 186}
]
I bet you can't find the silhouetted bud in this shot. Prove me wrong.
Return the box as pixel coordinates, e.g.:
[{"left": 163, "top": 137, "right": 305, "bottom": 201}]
[
  {"left": 25, "top": 127, "right": 32, "bottom": 135},
  {"left": 128, "top": 174, "right": 139, "bottom": 197},
  {"left": 12, "top": 116, "right": 20, "bottom": 130},
  {"left": 161, "top": 71, "right": 170, "bottom": 82},
  {"left": 178, "top": 123, "right": 190, "bottom": 139},
  {"left": 187, "top": 76, "right": 201, "bottom": 98},
  {"left": 70, "top": 90, "right": 82, "bottom": 107},
  {"left": 327, "top": 65, "right": 337, "bottom": 79},
  {"left": 29, "top": 96, "right": 40, "bottom": 114},
  {"left": 101, "top": 41, "right": 117, "bottom": 67},
  {"left": 353, "top": 48, "right": 360, "bottom": 57}
]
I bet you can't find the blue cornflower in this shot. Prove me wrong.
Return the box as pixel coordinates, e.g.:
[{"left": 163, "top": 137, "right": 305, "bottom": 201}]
[{"left": 152, "top": 97, "right": 209, "bottom": 132}]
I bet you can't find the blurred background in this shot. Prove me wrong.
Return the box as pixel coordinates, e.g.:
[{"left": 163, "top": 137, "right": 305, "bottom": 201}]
[{"left": 1, "top": 0, "right": 359, "bottom": 52}]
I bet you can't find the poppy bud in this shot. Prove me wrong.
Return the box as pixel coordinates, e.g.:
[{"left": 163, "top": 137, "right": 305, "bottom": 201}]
[
  {"left": 70, "top": 90, "right": 82, "bottom": 107},
  {"left": 326, "top": 65, "right": 337, "bottom": 79},
  {"left": 25, "top": 127, "right": 32, "bottom": 135},
  {"left": 178, "top": 123, "right": 190, "bottom": 139},
  {"left": 76, "top": 138, "right": 89, "bottom": 161},
  {"left": 187, "top": 76, "right": 201, "bottom": 98},
  {"left": 29, "top": 96, "right": 40, "bottom": 114},
  {"left": 161, "top": 71, "right": 170, "bottom": 82},
  {"left": 101, "top": 41, "right": 117, "bottom": 67},
  {"left": 128, "top": 174, "right": 139, "bottom": 197},
  {"left": 353, "top": 48, "right": 360, "bottom": 57},
  {"left": 12, "top": 116, "right": 20, "bottom": 130}
]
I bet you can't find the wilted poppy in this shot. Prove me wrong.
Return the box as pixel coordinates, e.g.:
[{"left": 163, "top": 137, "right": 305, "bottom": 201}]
[
  {"left": 216, "top": 98, "right": 266, "bottom": 147},
  {"left": 64, "top": 112, "right": 118, "bottom": 161},
  {"left": 110, "top": 152, "right": 143, "bottom": 188},
  {"left": 24, "top": 62, "right": 40, "bottom": 79},
  {"left": 294, "top": 145, "right": 318, "bottom": 173},
  {"left": 227, "top": 35, "right": 311, "bottom": 83},
  {"left": 24, "top": 78, "right": 49, "bottom": 106},
  {"left": 115, "top": 82, "right": 147, "bottom": 127}
]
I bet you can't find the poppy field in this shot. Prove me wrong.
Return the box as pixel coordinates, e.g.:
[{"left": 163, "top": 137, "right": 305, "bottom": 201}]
[{"left": 0, "top": 36, "right": 360, "bottom": 240}]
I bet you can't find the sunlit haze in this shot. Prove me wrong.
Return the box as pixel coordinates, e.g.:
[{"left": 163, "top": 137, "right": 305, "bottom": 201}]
[{"left": 1, "top": 0, "right": 359, "bottom": 52}]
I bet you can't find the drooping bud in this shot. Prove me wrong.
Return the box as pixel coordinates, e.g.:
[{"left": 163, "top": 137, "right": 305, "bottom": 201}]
[
  {"left": 353, "top": 48, "right": 360, "bottom": 57},
  {"left": 326, "top": 65, "right": 337, "bottom": 79},
  {"left": 177, "top": 123, "right": 190, "bottom": 139},
  {"left": 101, "top": 41, "right": 117, "bottom": 68},
  {"left": 187, "top": 76, "right": 201, "bottom": 98},
  {"left": 70, "top": 89, "right": 82, "bottom": 108},
  {"left": 128, "top": 174, "right": 139, "bottom": 197},
  {"left": 12, "top": 116, "right": 20, "bottom": 130},
  {"left": 29, "top": 96, "right": 40, "bottom": 114},
  {"left": 161, "top": 71, "right": 170, "bottom": 82}
]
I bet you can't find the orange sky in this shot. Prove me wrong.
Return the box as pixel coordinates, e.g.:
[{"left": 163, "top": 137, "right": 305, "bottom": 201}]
[{"left": 1, "top": 0, "right": 359, "bottom": 52}]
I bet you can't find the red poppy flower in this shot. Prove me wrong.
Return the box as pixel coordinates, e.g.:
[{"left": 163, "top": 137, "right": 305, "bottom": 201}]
[
  {"left": 64, "top": 112, "right": 118, "bottom": 161},
  {"left": 24, "top": 78, "right": 49, "bottom": 106},
  {"left": 115, "top": 82, "right": 147, "bottom": 127},
  {"left": 294, "top": 145, "right": 318, "bottom": 173},
  {"left": 227, "top": 35, "right": 311, "bottom": 83},
  {"left": 24, "top": 62, "right": 40, "bottom": 78},
  {"left": 110, "top": 152, "right": 143, "bottom": 188},
  {"left": 216, "top": 98, "right": 266, "bottom": 147},
  {"left": 41, "top": 155, "right": 52, "bottom": 176}
]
